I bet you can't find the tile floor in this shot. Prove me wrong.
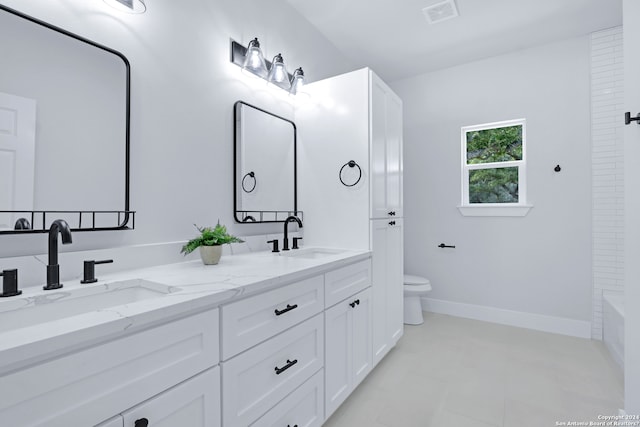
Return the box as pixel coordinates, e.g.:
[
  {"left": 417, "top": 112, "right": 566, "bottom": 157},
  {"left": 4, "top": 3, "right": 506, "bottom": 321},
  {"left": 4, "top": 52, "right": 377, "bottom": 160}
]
[{"left": 324, "top": 312, "right": 624, "bottom": 427}]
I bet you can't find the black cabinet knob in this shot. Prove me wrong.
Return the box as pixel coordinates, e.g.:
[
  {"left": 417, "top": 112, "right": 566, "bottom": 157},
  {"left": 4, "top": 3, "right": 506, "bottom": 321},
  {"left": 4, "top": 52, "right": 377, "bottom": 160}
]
[
  {"left": 389, "top": 221, "right": 396, "bottom": 226},
  {"left": 134, "top": 418, "right": 149, "bottom": 427},
  {"left": 388, "top": 211, "right": 396, "bottom": 216}
]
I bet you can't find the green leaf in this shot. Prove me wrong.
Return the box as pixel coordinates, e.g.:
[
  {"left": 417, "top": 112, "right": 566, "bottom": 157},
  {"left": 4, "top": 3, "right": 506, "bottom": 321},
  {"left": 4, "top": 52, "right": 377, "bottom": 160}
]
[{"left": 180, "top": 222, "right": 244, "bottom": 255}]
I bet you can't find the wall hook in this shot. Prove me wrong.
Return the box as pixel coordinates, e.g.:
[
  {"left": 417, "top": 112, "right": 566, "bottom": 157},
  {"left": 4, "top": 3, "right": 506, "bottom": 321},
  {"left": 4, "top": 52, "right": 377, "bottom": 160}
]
[{"left": 554, "top": 165, "right": 561, "bottom": 172}]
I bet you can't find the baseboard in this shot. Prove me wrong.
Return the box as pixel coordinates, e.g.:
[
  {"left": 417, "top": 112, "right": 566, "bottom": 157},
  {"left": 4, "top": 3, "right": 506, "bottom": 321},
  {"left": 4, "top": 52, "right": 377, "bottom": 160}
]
[{"left": 421, "top": 297, "right": 592, "bottom": 339}]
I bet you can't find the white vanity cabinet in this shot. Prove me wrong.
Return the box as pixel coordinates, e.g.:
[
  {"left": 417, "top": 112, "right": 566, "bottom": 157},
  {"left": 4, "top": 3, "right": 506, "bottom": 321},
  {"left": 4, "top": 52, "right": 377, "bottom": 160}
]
[
  {"left": 1, "top": 308, "right": 219, "bottom": 427},
  {"left": 99, "top": 367, "right": 221, "bottom": 427},
  {"left": 324, "top": 287, "right": 373, "bottom": 419}
]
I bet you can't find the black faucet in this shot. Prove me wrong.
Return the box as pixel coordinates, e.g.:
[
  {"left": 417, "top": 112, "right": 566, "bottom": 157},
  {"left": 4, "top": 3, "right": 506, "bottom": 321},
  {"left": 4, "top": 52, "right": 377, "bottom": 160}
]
[
  {"left": 282, "top": 215, "right": 303, "bottom": 251},
  {"left": 44, "top": 219, "right": 73, "bottom": 290}
]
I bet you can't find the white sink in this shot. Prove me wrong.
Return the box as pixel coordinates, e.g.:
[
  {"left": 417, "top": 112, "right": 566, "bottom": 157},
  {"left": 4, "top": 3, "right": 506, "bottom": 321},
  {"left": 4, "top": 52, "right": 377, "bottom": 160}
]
[
  {"left": 0, "top": 279, "right": 178, "bottom": 333},
  {"left": 280, "top": 247, "right": 347, "bottom": 259}
]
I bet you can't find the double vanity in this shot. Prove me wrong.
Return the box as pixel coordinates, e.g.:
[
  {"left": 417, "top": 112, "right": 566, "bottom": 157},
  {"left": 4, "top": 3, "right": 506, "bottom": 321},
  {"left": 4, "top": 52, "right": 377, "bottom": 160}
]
[{"left": 0, "top": 247, "right": 380, "bottom": 427}]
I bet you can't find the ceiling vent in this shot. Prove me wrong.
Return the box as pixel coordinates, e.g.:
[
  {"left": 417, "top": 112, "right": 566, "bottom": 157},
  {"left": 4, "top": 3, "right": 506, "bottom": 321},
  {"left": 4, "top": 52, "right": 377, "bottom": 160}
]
[{"left": 422, "top": 0, "right": 459, "bottom": 24}]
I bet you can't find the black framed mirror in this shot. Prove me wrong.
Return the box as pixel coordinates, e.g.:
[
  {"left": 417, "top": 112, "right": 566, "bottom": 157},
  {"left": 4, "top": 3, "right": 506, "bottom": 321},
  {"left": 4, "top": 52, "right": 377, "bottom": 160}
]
[
  {"left": 234, "top": 101, "right": 301, "bottom": 223},
  {"left": 0, "top": 4, "right": 133, "bottom": 234}
]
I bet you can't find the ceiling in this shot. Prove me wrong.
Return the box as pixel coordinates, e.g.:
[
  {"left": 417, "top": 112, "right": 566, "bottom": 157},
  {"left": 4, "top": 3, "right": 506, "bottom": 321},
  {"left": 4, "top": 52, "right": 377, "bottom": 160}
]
[{"left": 285, "top": 0, "right": 622, "bottom": 82}]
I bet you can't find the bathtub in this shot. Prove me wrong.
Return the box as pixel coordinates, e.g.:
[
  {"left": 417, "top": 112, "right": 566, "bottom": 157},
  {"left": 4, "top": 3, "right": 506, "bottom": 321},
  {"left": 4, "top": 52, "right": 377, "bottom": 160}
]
[{"left": 603, "top": 293, "right": 624, "bottom": 371}]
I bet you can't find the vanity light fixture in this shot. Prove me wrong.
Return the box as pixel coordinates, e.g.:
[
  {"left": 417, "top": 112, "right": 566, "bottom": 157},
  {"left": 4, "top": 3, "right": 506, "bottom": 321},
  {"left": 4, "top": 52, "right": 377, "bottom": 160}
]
[
  {"left": 242, "top": 38, "right": 268, "bottom": 77},
  {"left": 231, "top": 38, "right": 305, "bottom": 94},
  {"left": 103, "top": 0, "right": 146, "bottom": 14},
  {"left": 289, "top": 67, "right": 305, "bottom": 95}
]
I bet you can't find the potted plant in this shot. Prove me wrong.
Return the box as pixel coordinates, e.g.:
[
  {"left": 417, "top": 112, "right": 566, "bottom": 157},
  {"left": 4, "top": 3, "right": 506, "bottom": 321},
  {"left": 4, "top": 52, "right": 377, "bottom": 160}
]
[{"left": 181, "top": 222, "right": 243, "bottom": 265}]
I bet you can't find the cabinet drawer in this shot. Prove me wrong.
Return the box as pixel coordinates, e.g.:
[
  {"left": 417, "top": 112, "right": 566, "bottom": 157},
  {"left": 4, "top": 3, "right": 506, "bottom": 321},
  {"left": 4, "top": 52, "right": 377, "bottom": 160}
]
[
  {"left": 325, "top": 259, "right": 371, "bottom": 308},
  {"left": 1, "top": 309, "right": 219, "bottom": 427},
  {"left": 122, "top": 367, "right": 220, "bottom": 427},
  {"left": 221, "top": 275, "right": 324, "bottom": 360},
  {"left": 222, "top": 314, "right": 324, "bottom": 427},
  {"left": 251, "top": 369, "right": 324, "bottom": 427}
]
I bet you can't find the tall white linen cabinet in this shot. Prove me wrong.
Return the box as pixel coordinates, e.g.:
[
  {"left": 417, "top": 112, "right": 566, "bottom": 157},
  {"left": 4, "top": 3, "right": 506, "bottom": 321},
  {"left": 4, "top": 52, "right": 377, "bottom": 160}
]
[{"left": 297, "top": 67, "right": 404, "bottom": 415}]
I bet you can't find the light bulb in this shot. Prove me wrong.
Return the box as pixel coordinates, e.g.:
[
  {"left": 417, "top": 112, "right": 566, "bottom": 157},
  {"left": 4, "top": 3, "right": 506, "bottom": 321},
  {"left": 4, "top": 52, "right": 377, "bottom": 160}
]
[{"left": 242, "top": 38, "right": 268, "bottom": 77}]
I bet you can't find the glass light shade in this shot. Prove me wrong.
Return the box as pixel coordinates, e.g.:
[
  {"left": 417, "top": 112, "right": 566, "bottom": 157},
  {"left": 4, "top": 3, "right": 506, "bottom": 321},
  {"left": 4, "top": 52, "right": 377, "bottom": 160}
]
[
  {"left": 267, "top": 54, "right": 289, "bottom": 86},
  {"left": 242, "top": 38, "right": 268, "bottom": 77},
  {"left": 290, "top": 67, "right": 305, "bottom": 95},
  {"left": 103, "top": 0, "right": 146, "bottom": 14}
]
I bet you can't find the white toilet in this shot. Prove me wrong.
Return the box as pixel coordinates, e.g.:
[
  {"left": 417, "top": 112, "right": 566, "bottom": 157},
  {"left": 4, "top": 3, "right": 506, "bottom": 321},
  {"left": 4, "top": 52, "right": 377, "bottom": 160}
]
[{"left": 403, "top": 274, "right": 432, "bottom": 325}]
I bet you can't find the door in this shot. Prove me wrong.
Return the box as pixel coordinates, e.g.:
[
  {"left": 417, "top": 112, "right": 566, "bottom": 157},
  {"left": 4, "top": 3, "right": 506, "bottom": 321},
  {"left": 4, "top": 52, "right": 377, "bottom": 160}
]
[
  {"left": 624, "top": 0, "right": 640, "bottom": 413},
  {"left": 122, "top": 367, "right": 220, "bottom": 427},
  {"left": 0, "top": 92, "right": 36, "bottom": 229},
  {"left": 351, "top": 287, "right": 373, "bottom": 388},
  {"left": 371, "top": 72, "right": 388, "bottom": 219},
  {"left": 324, "top": 299, "right": 352, "bottom": 419},
  {"left": 386, "top": 91, "right": 403, "bottom": 218}
]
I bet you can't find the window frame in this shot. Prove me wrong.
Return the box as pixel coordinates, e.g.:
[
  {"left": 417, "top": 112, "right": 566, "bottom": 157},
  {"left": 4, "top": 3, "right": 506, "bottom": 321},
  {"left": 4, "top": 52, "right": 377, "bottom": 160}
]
[{"left": 459, "top": 118, "right": 532, "bottom": 217}]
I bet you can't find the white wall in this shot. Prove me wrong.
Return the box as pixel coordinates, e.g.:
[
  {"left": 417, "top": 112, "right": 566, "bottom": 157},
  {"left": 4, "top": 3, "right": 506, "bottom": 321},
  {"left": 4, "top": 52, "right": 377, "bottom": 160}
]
[
  {"left": 391, "top": 36, "right": 592, "bottom": 334},
  {"left": 623, "top": 0, "right": 640, "bottom": 412},
  {"left": 590, "top": 27, "right": 625, "bottom": 341},
  {"left": 0, "top": 0, "right": 353, "bottom": 260}
]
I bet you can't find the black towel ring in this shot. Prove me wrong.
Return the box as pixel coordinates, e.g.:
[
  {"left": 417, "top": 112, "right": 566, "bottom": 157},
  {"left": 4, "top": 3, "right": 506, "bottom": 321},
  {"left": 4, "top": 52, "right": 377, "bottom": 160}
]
[
  {"left": 242, "top": 171, "right": 256, "bottom": 193},
  {"left": 339, "top": 160, "right": 362, "bottom": 187}
]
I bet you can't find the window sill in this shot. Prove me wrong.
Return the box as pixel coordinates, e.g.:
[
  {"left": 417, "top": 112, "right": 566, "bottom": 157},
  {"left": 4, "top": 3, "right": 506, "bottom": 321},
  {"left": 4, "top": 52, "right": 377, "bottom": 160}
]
[{"left": 457, "top": 204, "right": 533, "bottom": 217}]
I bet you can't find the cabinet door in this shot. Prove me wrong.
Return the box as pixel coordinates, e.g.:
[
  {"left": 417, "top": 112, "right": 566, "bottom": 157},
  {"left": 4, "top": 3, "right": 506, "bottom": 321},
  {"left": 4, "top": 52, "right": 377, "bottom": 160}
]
[
  {"left": 370, "top": 72, "right": 404, "bottom": 219},
  {"left": 351, "top": 287, "right": 373, "bottom": 389},
  {"left": 371, "top": 73, "right": 388, "bottom": 219},
  {"left": 371, "top": 219, "right": 390, "bottom": 366},
  {"left": 385, "top": 91, "right": 403, "bottom": 218},
  {"left": 371, "top": 218, "right": 404, "bottom": 366},
  {"left": 324, "top": 299, "right": 352, "bottom": 419},
  {"left": 387, "top": 219, "right": 404, "bottom": 344},
  {"left": 122, "top": 367, "right": 220, "bottom": 427}
]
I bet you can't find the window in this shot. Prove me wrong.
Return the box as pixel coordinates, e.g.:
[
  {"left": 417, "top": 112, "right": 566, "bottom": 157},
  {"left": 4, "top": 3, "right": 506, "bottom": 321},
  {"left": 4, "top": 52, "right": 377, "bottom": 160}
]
[{"left": 459, "top": 119, "right": 531, "bottom": 216}]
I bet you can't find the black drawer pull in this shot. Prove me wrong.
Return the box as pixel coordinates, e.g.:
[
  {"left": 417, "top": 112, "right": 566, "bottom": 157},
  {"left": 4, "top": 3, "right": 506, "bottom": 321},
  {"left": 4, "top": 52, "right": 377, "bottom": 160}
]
[
  {"left": 274, "top": 303, "right": 298, "bottom": 316},
  {"left": 389, "top": 221, "right": 396, "bottom": 226},
  {"left": 388, "top": 211, "right": 396, "bottom": 216},
  {"left": 275, "top": 359, "right": 298, "bottom": 375},
  {"left": 288, "top": 425, "right": 298, "bottom": 427},
  {"left": 349, "top": 299, "right": 360, "bottom": 308},
  {"left": 134, "top": 418, "right": 149, "bottom": 427}
]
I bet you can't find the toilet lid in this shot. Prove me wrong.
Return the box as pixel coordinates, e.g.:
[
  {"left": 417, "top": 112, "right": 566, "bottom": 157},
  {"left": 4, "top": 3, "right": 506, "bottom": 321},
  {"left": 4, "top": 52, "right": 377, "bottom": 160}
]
[{"left": 404, "top": 274, "right": 430, "bottom": 286}]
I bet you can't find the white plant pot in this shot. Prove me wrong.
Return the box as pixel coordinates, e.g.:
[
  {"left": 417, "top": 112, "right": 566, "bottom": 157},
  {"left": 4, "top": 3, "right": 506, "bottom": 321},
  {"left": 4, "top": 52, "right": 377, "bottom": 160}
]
[{"left": 199, "top": 245, "right": 222, "bottom": 265}]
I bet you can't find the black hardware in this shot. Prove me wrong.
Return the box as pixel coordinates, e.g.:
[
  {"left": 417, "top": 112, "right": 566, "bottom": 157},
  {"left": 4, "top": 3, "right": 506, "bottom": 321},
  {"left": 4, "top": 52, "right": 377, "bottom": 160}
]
[
  {"left": 0, "top": 5, "right": 132, "bottom": 235},
  {"left": 350, "top": 298, "right": 361, "bottom": 308},
  {"left": 292, "top": 237, "right": 303, "bottom": 249},
  {"left": 267, "top": 239, "right": 280, "bottom": 253},
  {"left": 282, "top": 216, "right": 303, "bottom": 251},
  {"left": 236, "top": 210, "right": 303, "bottom": 224},
  {"left": 81, "top": 259, "right": 114, "bottom": 284},
  {"left": 389, "top": 221, "right": 396, "bottom": 226},
  {"left": 275, "top": 359, "right": 298, "bottom": 375},
  {"left": 234, "top": 101, "right": 298, "bottom": 224},
  {"left": 242, "top": 171, "right": 257, "bottom": 193},
  {"left": 14, "top": 218, "right": 31, "bottom": 230},
  {"left": 355, "top": 299, "right": 360, "bottom": 305},
  {"left": 625, "top": 112, "right": 640, "bottom": 125},
  {"left": 275, "top": 303, "right": 298, "bottom": 316},
  {"left": 242, "top": 215, "right": 256, "bottom": 222},
  {"left": 0, "top": 269, "right": 21, "bottom": 297},
  {"left": 44, "top": 220, "right": 73, "bottom": 290},
  {"left": 388, "top": 211, "right": 396, "bottom": 216},
  {"left": 134, "top": 418, "right": 149, "bottom": 427},
  {"left": 438, "top": 243, "right": 456, "bottom": 249},
  {"left": 288, "top": 425, "right": 298, "bottom": 427},
  {"left": 339, "top": 160, "right": 362, "bottom": 187},
  {"left": 554, "top": 165, "right": 561, "bottom": 172}
]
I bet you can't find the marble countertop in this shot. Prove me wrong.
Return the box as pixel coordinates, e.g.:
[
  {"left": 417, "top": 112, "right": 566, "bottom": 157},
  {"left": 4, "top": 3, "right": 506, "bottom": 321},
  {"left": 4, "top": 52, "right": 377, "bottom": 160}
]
[{"left": 0, "top": 247, "right": 370, "bottom": 374}]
